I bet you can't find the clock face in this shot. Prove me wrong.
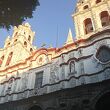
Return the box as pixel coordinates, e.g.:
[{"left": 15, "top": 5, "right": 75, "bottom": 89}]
[{"left": 37, "top": 54, "right": 47, "bottom": 66}]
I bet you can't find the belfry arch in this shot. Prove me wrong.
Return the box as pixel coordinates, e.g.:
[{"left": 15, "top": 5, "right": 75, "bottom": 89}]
[
  {"left": 84, "top": 18, "right": 93, "bottom": 34},
  {"left": 100, "top": 11, "right": 110, "bottom": 27}
]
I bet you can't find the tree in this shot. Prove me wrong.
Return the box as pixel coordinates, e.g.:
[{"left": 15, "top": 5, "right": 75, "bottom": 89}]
[{"left": 0, "top": 0, "right": 39, "bottom": 30}]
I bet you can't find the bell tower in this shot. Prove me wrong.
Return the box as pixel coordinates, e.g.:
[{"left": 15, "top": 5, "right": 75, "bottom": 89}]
[
  {"left": 4, "top": 22, "right": 35, "bottom": 52},
  {"left": 73, "top": 0, "right": 110, "bottom": 40},
  {"left": 2, "top": 23, "right": 35, "bottom": 67},
  {"left": 12, "top": 22, "right": 35, "bottom": 44}
]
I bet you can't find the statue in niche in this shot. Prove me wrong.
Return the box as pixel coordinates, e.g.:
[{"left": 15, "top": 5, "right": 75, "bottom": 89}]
[
  {"left": 69, "top": 61, "right": 76, "bottom": 75},
  {"left": 78, "top": 48, "right": 82, "bottom": 57},
  {"left": 50, "top": 60, "right": 59, "bottom": 84}
]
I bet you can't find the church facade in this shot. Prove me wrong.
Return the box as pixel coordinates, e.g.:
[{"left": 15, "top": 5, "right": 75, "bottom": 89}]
[{"left": 0, "top": 0, "right": 110, "bottom": 110}]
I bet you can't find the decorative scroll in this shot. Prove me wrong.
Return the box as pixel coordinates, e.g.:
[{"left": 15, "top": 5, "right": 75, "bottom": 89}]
[{"left": 37, "top": 54, "right": 48, "bottom": 66}]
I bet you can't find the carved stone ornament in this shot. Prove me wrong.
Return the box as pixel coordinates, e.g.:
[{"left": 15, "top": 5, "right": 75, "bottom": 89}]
[
  {"left": 50, "top": 60, "right": 60, "bottom": 84},
  {"left": 37, "top": 54, "right": 48, "bottom": 66}
]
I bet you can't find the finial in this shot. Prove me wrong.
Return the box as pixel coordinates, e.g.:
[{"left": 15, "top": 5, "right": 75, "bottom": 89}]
[{"left": 65, "top": 28, "right": 74, "bottom": 45}]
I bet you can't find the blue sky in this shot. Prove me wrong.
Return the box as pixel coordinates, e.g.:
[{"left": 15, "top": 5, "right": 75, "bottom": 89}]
[{"left": 0, "top": 0, "right": 77, "bottom": 48}]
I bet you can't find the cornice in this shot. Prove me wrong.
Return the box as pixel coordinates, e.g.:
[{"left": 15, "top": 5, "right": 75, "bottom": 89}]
[{"left": 0, "top": 29, "right": 110, "bottom": 76}]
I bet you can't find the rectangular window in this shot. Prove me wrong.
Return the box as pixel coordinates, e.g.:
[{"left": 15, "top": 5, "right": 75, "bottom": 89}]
[{"left": 34, "top": 71, "right": 43, "bottom": 88}]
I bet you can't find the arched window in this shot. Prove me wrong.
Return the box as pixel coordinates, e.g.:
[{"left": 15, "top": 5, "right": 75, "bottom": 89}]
[
  {"left": 14, "top": 39, "right": 17, "bottom": 42},
  {"left": 28, "top": 35, "right": 31, "bottom": 42},
  {"left": 84, "top": 18, "right": 93, "bottom": 34},
  {"left": 0, "top": 55, "right": 4, "bottom": 66},
  {"left": 30, "top": 48, "right": 33, "bottom": 52},
  {"left": 100, "top": 11, "right": 110, "bottom": 27},
  {"left": 7, "top": 42, "right": 10, "bottom": 46},
  {"left": 70, "top": 61, "right": 75, "bottom": 73},
  {"left": 96, "top": 0, "right": 101, "bottom": 4},
  {"left": 14, "top": 32, "right": 18, "bottom": 37},
  {"left": 83, "top": 5, "right": 89, "bottom": 10},
  {"left": 24, "top": 41, "right": 27, "bottom": 47},
  {"left": 6, "top": 52, "right": 13, "bottom": 66},
  {"left": 96, "top": 46, "right": 110, "bottom": 63}
]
